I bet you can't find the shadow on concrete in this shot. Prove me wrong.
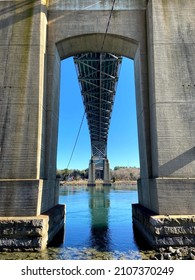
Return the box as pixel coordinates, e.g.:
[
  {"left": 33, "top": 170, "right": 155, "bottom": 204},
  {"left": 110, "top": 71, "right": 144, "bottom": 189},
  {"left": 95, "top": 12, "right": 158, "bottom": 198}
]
[
  {"left": 0, "top": 1, "right": 46, "bottom": 29},
  {"left": 159, "top": 147, "right": 195, "bottom": 176}
]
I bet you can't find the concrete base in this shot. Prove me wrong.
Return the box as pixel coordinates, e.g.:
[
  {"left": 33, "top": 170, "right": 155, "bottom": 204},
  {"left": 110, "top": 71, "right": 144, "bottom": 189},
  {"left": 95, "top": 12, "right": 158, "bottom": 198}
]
[
  {"left": 138, "top": 178, "right": 195, "bottom": 214},
  {"left": 132, "top": 203, "right": 195, "bottom": 248},
  {"left": 0, "top": 204, "right": 65, "bottom": 251}
]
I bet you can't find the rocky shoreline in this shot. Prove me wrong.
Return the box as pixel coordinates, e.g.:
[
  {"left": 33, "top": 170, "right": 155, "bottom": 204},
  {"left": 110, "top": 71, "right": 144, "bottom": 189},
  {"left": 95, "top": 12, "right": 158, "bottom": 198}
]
[{"left": 142, "top": 246, "right": 195, "bottom": 260}]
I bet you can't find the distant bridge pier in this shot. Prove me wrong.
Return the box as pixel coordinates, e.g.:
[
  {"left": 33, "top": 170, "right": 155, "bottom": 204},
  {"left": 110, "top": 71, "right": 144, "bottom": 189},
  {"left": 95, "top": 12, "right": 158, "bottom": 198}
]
[
  {"left": 88, "top": 159, "right": 96, "bottom": 186},
  {"left": 103, "top": 159, "right": 111, "bottom": 186},
  {"left": 87, "top": 157, "right": 111, "bottom": 186}
]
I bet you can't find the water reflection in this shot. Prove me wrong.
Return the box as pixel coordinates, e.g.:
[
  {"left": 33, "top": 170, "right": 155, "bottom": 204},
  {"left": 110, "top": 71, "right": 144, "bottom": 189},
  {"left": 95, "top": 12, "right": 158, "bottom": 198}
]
[
  {"left": 88, "top": 186, "right": 111, "bottom": 251},
  {"left": 0, "top": 184, "right": 144, "bottom": 260},
  {"left": 59, "top": 185, "right": 140, "bottom": 255}
]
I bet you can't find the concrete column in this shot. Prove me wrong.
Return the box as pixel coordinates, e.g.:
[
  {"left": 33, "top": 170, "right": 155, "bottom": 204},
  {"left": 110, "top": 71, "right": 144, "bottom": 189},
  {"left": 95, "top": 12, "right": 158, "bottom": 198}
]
[
  {"left": 0, "top": 0, "right": 65, "bottom": 251},
  {"left": 103, "top": 159, "right": 111, "bottom": 186},
  {"left": 133, "top": 0, "right": 195, "bottom": 248},
  {"left": 88, "top": 159, "right": 96, "bottom": 186},
  {"left": 141, "top": 0, "right": 195, "bottom": 215},
  {"left": 0, "top": 0, "right": 48, "bottom": 216}
]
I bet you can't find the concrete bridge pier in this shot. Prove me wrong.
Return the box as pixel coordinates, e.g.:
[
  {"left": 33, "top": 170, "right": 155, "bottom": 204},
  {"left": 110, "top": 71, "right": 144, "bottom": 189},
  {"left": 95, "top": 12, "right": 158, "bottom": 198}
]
[
  {"left": 132, "top": 0, "right": 195, "bottom": 248},
  {"left": 88, "top": 159, "right": 96, "bottom": 186},
  {"left": 0, "top": 0, "right": 65, "bottom": 251},
  {"left": 103, "top": 159, "right": 111, "bottom": 186}
]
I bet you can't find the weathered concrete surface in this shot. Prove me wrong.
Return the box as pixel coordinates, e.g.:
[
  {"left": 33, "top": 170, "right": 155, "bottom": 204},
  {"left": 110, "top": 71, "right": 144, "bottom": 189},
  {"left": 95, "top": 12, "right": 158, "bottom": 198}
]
[
  {"left": 0, "top": 0, "right": 60, "bottom": 218},
  {"left": 0, "top": 0, "right": 56, "bottom": 217},
  {"left": 0, "top": 180, "right": 43, "bottom": 216},
  {"left": 147, "top": 0, "right": 195, "bottom": 179},
  {"left": 133, "top": 204, "right": 195, "bottom": 248},
  {"left": 48, "top": 0, "right": 147, "bottom": 11},
  {"left": 138, "top": 178, "right": 195, "bottom": 215},
  {"left": 0, "top": 204, "right": 65, "bottom": 251},
  {"left": 0, "top": 0, "right": 47, "bottom": 179},
  {"left": 138, "top": 0, "right": 195, "bottom": 214}
]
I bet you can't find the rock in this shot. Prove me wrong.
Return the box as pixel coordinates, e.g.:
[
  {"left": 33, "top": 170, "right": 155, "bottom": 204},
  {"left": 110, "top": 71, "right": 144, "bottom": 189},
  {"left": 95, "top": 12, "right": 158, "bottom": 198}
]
[
  {"left": 155, "top": 253, "right": 164, "bottom": 260},
  {"left": 159, "top": 247, "right": 166, "bottom": 253},
  {"left": 189, "top": 248, "right": 195, "bottom": 255},
  {"left": 168, "top": 246, "right": 176, "bottom": 253},
  {"left": 189, "top": 253, "right": 195, "bottom": 260},
  {"left": 150, "top": 256, "right": 158, "bottom": 260},
  {"left": 164, "top": 253, "right": 172, "bottom": 260},
  {"left": 176, "top": 248, "right": 182, "bottom": 255}
]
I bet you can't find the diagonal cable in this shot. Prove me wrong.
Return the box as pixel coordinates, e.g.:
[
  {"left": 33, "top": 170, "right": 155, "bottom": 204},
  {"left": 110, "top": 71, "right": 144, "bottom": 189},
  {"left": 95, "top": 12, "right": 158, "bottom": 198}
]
[
  {"left": 100, "top": 0, "right": 116, "bottom": 53},
  {"left": 66, "top": 111, "right": 86, "bottom": 169}
]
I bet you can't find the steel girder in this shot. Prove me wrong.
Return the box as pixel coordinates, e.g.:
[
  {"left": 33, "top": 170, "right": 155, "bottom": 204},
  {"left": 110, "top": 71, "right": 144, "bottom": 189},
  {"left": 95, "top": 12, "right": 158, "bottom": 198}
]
[{"left": 74, "top": 52, "right": 122, "bottom": 159}]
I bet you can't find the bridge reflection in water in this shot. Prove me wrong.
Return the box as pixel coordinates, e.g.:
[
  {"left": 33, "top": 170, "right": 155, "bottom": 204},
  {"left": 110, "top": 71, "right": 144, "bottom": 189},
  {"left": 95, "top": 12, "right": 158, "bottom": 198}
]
[
  {"left": 60, "top": 185, "right": 139, "bottom": 255},
  {"left": 88, "top": 186, "right": 111, "bottom": 252}
]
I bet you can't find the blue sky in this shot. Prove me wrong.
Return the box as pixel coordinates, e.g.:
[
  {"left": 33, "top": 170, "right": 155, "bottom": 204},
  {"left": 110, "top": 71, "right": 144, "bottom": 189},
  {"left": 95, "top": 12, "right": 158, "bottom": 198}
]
[{"left": 57, "top": 56, "right": 140, "bottom": 170}]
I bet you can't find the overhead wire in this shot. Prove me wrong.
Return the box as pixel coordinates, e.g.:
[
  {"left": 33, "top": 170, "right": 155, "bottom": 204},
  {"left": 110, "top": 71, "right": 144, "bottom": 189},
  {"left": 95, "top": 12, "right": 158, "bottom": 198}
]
[
  {"left": 101, "top": 0, "right": 116, "bottom": 53},
  {"left": 66, "top": 111, "right": 86, "bottom": 170}
]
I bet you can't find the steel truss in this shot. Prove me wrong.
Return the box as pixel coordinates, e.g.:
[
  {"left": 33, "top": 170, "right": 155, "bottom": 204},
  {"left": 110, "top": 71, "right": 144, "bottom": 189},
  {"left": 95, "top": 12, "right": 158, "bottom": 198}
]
[{"left": 74, "top": 52, "right": 122, "bottom": 168}]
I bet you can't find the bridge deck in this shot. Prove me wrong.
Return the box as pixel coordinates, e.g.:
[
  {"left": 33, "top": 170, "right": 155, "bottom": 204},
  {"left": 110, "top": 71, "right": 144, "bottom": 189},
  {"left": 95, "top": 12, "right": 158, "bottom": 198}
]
[{"left": 74, "top": 53, "right": 122, "bottom": 162}]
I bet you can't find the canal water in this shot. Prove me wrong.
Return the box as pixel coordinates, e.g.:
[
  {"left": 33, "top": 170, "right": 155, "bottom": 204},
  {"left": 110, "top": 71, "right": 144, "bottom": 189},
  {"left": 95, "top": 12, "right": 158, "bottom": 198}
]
[{"left": 0, "top": 185, "right": 152, "bottom": 260}]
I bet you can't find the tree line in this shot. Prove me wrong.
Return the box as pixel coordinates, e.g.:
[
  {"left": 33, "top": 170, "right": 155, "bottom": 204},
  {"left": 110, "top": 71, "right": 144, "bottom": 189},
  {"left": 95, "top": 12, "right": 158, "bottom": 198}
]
[{"left": 57, "top": 166, "right": 140, "bottom": 181}]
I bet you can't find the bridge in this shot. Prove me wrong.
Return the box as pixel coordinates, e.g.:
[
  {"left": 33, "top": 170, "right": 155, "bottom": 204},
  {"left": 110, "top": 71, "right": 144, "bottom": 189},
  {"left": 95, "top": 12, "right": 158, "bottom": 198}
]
[
  {"left": 0, "top": 0, "right": 195, "bottom": 251},
  {"left": 74, "top": 52, "right": 122, "bottom": 185}
]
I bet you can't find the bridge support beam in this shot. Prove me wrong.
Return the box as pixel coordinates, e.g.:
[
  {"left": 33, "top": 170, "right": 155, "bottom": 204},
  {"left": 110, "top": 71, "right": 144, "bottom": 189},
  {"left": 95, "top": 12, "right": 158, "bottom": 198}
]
[
  {"left": 88, "top": 159, "right": 96, "bottom": 186},
  {"left": 103, "top": 159, "right": 111, "bottom": 186}
]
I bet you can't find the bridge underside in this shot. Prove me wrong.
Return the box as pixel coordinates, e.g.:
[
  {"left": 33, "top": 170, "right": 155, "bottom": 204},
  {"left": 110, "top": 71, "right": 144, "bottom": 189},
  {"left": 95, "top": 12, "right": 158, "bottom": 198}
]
[{"left": 74, "top": 53, "right": 122, "bottom": 185}]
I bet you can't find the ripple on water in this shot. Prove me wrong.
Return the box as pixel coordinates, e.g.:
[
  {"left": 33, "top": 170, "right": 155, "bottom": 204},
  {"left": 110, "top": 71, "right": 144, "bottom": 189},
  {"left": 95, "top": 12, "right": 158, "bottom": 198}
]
[{"left": 0, "top": 247, "right": 141, "bottom": 260}]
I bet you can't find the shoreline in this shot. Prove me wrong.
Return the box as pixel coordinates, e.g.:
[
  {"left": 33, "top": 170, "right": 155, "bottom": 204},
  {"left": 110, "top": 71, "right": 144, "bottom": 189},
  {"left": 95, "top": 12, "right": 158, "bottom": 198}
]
[{"left": 59, "top": 180, "right": 138, "bottom": 188}]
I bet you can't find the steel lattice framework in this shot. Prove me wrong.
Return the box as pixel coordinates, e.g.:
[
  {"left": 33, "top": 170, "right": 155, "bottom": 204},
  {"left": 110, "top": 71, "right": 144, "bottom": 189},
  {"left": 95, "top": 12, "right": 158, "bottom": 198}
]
[{"left": 74, "top": 52, "right": 122, "bottom": 166}]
